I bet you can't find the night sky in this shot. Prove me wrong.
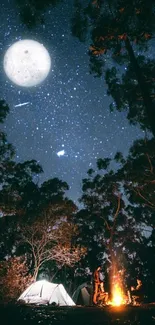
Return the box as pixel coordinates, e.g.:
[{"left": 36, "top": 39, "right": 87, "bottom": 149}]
[{"left": 0, "top": 0, "right": 144, "bottom": 204}]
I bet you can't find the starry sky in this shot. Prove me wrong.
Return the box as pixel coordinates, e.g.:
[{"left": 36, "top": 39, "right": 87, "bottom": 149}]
[{"left": 0, "top": 0, "right": 144, "bottom": 204}]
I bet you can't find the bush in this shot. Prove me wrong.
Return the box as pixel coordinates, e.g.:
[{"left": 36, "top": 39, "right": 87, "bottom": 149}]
[{"left": 0, "top": 256, "right": 33, "bottom": 303}]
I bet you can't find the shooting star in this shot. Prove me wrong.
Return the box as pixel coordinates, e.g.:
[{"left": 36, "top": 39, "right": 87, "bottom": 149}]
[{"left": 14, "top": 102, "right": 30, "bottom": 108}]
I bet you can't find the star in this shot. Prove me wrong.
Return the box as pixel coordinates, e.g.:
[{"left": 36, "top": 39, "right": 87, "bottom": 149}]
[
  {"left": 57, "top": 150, "right": 65, "bottom": 157},
  {"left": 0, "top": 0, "right": 144, "bottom": 204}
]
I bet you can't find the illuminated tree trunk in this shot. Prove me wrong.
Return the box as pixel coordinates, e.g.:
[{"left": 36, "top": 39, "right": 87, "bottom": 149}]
[
  {"left": 124, "top": 35, "right": 155, "bottom": 137},
  {"left": 33, "top": 265, "right": 40, "bottom": 281}
]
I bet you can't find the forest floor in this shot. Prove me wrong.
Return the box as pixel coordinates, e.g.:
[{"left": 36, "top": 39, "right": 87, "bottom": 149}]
[{"left": 1, "top": 303, "right": 155, "bottom": 325}]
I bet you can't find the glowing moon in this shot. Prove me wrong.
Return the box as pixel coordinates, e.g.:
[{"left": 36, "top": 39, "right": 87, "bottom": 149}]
[{"left": 3, "top": 39, "right": 51, "bottom": 87}]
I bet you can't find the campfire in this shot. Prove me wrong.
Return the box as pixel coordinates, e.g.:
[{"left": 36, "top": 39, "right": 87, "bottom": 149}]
[
  {"left": 97, "top": 267, "right": 143, "bottom": 307},
  {"left": 110, "top": 283, "right": 126, "bottom": 306},
  {"left": 108, "top": 270, "right": 128, "bottom": 307}
]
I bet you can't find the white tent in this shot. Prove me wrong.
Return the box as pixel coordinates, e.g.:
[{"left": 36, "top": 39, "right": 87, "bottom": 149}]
[{"left": 18, "top": 280, "right": 75, "bottom": 306}]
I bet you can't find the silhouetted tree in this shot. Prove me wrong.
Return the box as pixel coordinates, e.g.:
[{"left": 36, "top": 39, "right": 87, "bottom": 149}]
[
  {"left": 71, "top": 0, "right": 155, "bottom": 135},
  {"left": 105, "top": 56, "right": 155, "bottom": 132},
  {"left": 75, "top": 137, "right": 155, "bottom": 290},
  {"left": 15, "top": 0, "right": 63, "bottom": 28},
  {"left": 0, "top": 100, "right": 15, "bottom": 185},
  {"left": 75, "top": 160, "right": 142, "bottom": 279}
]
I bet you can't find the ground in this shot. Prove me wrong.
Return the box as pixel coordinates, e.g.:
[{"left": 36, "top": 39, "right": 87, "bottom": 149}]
[{"left": 1, "top": 304, "right": 155, "bottom": 325}]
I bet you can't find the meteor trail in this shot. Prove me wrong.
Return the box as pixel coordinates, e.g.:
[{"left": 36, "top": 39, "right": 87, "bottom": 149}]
[{"left": 14, "top": 102, "right": 30, "bottom": 107}]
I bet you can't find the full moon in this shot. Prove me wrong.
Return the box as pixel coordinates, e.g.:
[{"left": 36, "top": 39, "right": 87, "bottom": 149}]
[{"left": 3, "top": 39, "right": 51, "bottom": 87}]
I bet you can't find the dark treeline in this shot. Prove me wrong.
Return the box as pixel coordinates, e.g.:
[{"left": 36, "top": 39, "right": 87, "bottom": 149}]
[{"left": 1, "top": 0, "right": 155, "bottom": 303}]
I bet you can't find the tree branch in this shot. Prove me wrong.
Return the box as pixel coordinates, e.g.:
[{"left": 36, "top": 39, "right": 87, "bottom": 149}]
[{"left": 146, "top": 153, "right": 154, "bottom": 174}]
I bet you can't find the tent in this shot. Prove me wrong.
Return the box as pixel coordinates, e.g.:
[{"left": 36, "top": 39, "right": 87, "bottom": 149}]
[
  {"left": 72, "top": 282, "right": 93, "bottom": 306},
  {"left": 18, "top": 280, "right": 75, "bottom": 306}
]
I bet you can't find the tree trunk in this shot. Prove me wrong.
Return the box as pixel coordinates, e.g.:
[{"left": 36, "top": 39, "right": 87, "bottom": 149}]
[
  {"left": 108, "top": 240, "right": 115, "bottom": 271},
  {"left": 33, "top": 265, "right": 40, "bottom": 281},
  {"left": 124, "top": 35, "right": 155, "bottom": 137}
]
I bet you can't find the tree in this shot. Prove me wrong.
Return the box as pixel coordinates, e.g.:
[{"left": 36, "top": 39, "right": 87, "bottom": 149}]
[
  {"left": 75, "top": 138, "right": 155, "bottom": 286},
  {"left": 115, "top": 138, "right": 155, "bottom": 227},
  {"left": 19, "top": 203, "right": 86, "bottom": 280},
  {"left": 75, "top": 159, "right": 137, "bottom": 277},
  {"left": 0, "top": 99, "right": 10, "bottom": 123},
  {"left": 0, "top": 160, "right": 43, "bottom": 217},
  {"left": 0, "top": 100, "right": 15, "bottom": 185},
  {"left": 15, "top": 0, "right": 63, "bottom": 28},
  {"left": 105, "top": 56, "right": 155, "bottom": 131},
  {"left": 0, "top": 100, "right": 43, "bottom": 216},
  {"left": 113, "top": 138, "right": 155, "bottom": 293},
  {"left": 0, "top": 256, "right": 33, "bottom": 302},
  {"left": 72, "top": 0, "right": 155, "bottom": 135},
  {"left": 113, "top": 137, "right": 155, "bottom": 285}
]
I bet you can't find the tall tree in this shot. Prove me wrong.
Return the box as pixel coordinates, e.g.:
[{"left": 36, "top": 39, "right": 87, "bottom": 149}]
[
  {"left": 72, "top": 0, "right": 155, "bottom": 135},
  {"left": 19, "top": 205, "right": 85, "bottom": 280},
  {"left": 16, "top": 177, "right": 86, "bottom": 280},
  {"left": 113, "top": 138, "right": 155, "bottom": 294},
  {"left": 76, "top": 137, "right": 155, "bottom": 286},
  {"left": 105, "top": 56, "right": 155, "bottom": 132},
  {"left": 0, "top": 159, "right": 43, "bottom": 216},
  {"left": 115, "top": 138, "right": 155, "bottom": 227},
  {"left": 75, "top": 159, "right": 143, "bottom": 278},
  {"left": 0, "top": 100, "right": 15, "bottom": 185}
]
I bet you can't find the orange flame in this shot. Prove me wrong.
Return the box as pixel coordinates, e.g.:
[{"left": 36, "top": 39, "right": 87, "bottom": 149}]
[{"left": 111, "top": 284, "right": 124, "bottom": 306}]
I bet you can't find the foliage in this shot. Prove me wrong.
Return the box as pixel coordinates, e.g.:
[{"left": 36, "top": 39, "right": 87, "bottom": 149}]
[
  {"left": 74, "top": 137, "right": 155, "bottom": 290},
  {"left": 105, "top": 56, "right": 155, "bottom": 131},
  {"left": 15, "top": 0, "right": 63, "bottom": 28},
  {"left": 18, "top": 202, "right": 85, "bottom": 280},
  {"left": 71, "top": 0, "right": 155, "bottom": 134},
  {"left": 75, "top": 0, "right": 155, "bottom": 61},
  {"left": 0, "top": 100, "right": 15, "bottom": 185},
  {"left": 116, "top": 138, "right": 155, "bottom": 225},
  {"left": 0, "top": 256, "right": 33, "bottom": 302},
  {"left": 71, "top": 0, "right": 88, "bottom": 42},
  {"left": 0, "top": 100, "right": 10, "bottom": 123},
  {"left": 0, "top": 100, "right": 43, "bottom": 217},
  {"left": 0, "top": 160, "right": 43, "bottom": 216}
]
